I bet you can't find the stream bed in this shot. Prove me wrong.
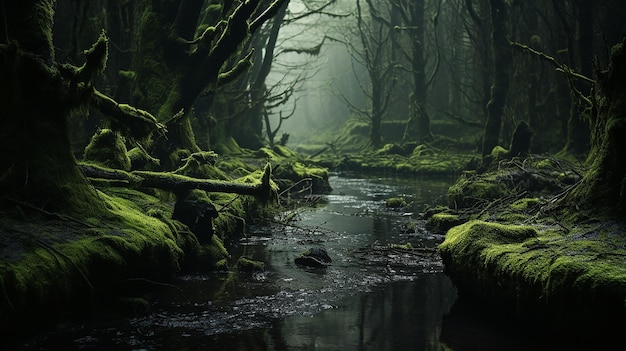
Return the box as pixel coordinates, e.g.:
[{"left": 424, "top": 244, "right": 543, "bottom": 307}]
[{"left": 16, "top": 174, "right": 539, "bottom": 350}]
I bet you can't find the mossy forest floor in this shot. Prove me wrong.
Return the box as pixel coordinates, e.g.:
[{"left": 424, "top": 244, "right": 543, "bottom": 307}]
[
  {"left": 0, "top": 144, "right": 336, "bottom": 342},
  {"left": 428, "top": 155, "right": 626, "bottom": 346}
]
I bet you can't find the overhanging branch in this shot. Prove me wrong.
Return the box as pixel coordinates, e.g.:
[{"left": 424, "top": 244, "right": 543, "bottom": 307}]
[{"left": 91, "top": 89, "right": 166, "bottom": 140}]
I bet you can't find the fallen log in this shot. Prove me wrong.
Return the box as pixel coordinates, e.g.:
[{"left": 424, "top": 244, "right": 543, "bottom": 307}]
[{"left": 79, "top": 163, "right": 275, "bottom": 201}]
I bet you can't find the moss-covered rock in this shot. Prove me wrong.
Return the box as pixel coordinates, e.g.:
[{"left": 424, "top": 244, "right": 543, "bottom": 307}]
[
  {"left": 385, "top": 197, "right": 408, "bottom": 208},
  {"left": 509, "top": 197, "right": 540, "bottom": 211},
  {"left": 490, "top": 145, "right": 509, "bottom": 160},
  {"left": 439, "top": 219, "right": 626, "bottom": 340},
  {"left": 376, "top": 143, "right": 406, "bottom": 155},
  {"left": 295, "top": 247, "right": 332, "bottom": 268},
  {"left": 426, "top": 212, "right": 465, "bottom": 233},
  {"left": 236, "top": 257, "right": 265, "bottom": 272}
]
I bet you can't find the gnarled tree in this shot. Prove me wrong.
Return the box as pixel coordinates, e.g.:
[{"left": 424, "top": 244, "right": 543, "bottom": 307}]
[
  {"left": 568, "top": 39, "right": 626, "bottom": 216},
  {"left": 0, "top": 1, "right": 151, "bottom": 215},
  {"left": 129, "top": 0, "right": 289, "bottom": 167}
]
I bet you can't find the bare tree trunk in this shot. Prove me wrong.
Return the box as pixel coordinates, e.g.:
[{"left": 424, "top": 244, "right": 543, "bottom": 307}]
[
  {"left": 481, "top": 0, "right": 511, "bottom": 158},
  {"left": 370, "top": 81, "right": 383, "bottom": 149},
  {"left": 561, "top": 0, "right": 593, "bottom": 157}
]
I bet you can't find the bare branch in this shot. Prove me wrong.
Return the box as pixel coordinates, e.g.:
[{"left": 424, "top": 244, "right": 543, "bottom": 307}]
[{"left": 510, "top": 40, "right": 593, "bottom": 107}]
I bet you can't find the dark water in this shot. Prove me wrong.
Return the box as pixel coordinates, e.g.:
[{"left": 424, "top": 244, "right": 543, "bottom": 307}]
[{"left": 15, "top": 174, "right": 537, "bottom": 350}]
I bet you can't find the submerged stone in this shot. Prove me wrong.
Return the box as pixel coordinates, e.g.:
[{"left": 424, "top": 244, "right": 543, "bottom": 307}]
[
  {"left": 385, "top": 197, "right": 408, "bottom": 208},
  {"left": 295, "top": 247, "right": 332, "bottom": 268},
  {"left": 237, "top": 257, "right": 265, "bottom": 272}
]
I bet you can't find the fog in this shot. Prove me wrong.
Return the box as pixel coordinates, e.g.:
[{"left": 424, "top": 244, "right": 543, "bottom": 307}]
[{"left": 265, "top": 0, "right": 365, "bottom": 145}]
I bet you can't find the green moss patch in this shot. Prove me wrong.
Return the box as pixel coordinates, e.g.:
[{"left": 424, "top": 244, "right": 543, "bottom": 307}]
[
  {"left": 425, "top": 212, "right": 464, "bottom": 233},
  {"left": 439, "top": 219, "right": 626, "bottom": 336},
  {"left": 385, "top": 197, "right": 408, "bottom": 208},
  {"left": 329, "top": 148, "right": 474, "bottom": 176},
  {"left": 83, "top": 129, "right": 131, "bottom": 171},
  {"left": 0, "top": 188, "right": 194, "bottom": 337},
  {"left": 448, "top": 173, "right": 512, "bottom": 208}
]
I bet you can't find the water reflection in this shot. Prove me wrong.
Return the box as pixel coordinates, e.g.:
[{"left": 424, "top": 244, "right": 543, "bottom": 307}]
[
  {"left": 18, "top": 174, "right": 543, "bottom": 351},
  {"left": 277, "top": 274, "right": 455, "bottom": 351}
]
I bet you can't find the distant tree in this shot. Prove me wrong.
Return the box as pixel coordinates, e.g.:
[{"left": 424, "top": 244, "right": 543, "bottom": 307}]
[
  {"left": 350, "top": 0, "right": 397, "bottom": 149},
  {"left": 194, "top": 0, "right": 340, "bottom": 150},
  {"left": 554, "top": 0, "right": 594, "bottom": 157},
  {"left": 464, "top": 0, "right": 493, "bottom": 119},
  {"left": 392, "top": 0, "right": 440, "bottom": 144},
  {"left": 481, "top": 0, "right": 512, "bottom": 158}
]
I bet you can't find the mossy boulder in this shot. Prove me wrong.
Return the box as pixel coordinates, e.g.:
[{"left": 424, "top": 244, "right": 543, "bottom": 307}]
[
  {"left": 0, "top": 188, "right": 193, "bottom": 338},
  {"left": 490, "top": 145, "right": 509, "bottom": 160},
  {"left": 376, "top": 143, "right": 406, "bottom": 155},
  {"left": 274, "top": 161, "right": 331, "bottom": 194},
  {"left": 509, "top": 197, "right": 540, "bottom": 211}
]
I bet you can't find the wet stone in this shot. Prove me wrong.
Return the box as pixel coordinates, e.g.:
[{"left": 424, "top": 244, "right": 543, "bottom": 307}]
[{"left": 295, "top": 247, "right": 332, "bottom": 268}]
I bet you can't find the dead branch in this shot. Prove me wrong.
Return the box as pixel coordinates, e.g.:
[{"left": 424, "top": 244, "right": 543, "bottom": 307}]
[{"left": 510, "top": 40, "right": 593, "bottom": 107}]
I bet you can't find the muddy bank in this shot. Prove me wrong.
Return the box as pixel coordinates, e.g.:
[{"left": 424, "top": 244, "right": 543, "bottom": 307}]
[{"left": 431, "top": 156, "right": 626, "bottom": 346}]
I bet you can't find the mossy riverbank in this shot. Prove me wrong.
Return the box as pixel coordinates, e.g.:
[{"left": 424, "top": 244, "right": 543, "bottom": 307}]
[
  {"left": 0, "top": 143, "right": 333, "bottom": 343},
  {"left": 431, "top": 155, "right": 626, "bottom": 346}
]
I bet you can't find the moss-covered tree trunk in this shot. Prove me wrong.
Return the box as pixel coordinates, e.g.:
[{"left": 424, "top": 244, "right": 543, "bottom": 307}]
[
  {"left": 131, "top": 0, "right": 288, "bottom": 166},
  {"left": 0, "top": 1, "right": 105, "bottom": 216},
  {"left": 568, "top": 39, "right": 626, "bottom": 215},
  {"left": 130, "top": 0, "right": 204, "bottom": 162},
  {"left": 481, "top": 0, "right": 511, "bottom": 158}
]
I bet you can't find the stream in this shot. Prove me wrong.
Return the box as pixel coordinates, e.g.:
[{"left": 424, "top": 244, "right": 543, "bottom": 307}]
[{"left": 16, "top": 174, "right": 538, "bottom": 350}]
